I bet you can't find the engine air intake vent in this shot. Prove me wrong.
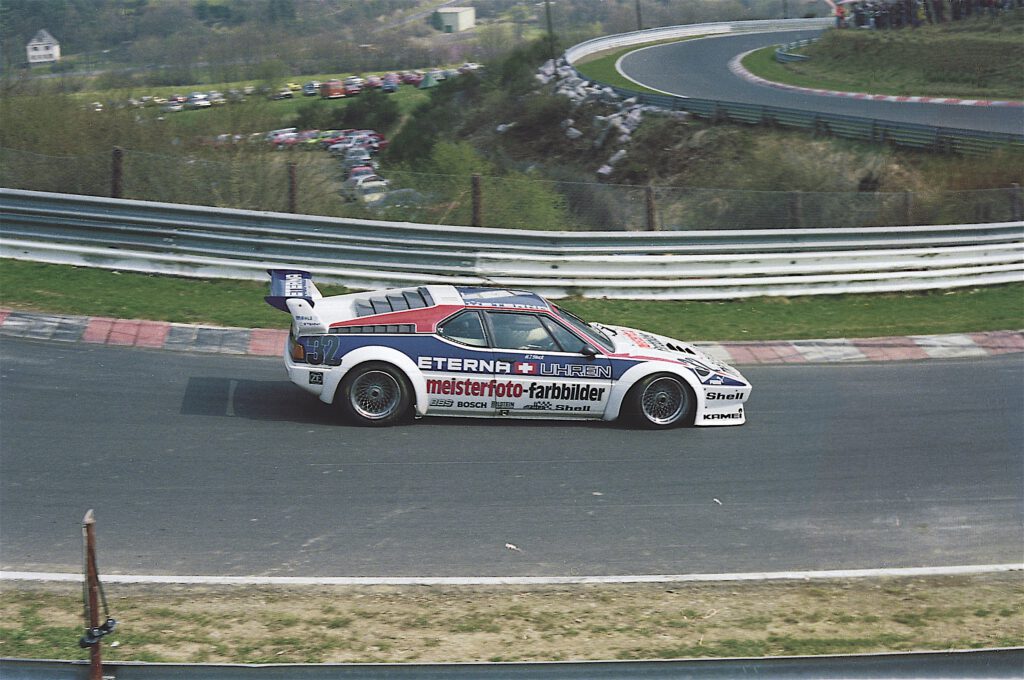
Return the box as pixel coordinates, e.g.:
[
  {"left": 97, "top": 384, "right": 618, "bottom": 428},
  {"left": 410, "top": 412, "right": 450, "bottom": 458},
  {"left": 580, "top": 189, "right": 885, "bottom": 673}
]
[{"left": 354, "top": 287, "right": 434, "bottom": 318}]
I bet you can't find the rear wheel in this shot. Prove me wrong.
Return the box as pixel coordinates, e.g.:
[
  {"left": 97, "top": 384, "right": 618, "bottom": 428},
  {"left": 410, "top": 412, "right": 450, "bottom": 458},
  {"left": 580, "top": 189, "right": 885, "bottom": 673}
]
[
  {"left": 626, "top": 374, "right": 694, "bottom": 429},
  {"left": 339, "top": 363, "right": 411, "bottom": 426}
]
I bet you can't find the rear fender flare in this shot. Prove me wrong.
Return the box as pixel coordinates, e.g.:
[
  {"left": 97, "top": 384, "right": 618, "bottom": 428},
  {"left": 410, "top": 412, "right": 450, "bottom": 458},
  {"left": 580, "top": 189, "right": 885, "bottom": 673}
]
[{"left": 320, "top": 346, "right": 428, "bottom": 416}]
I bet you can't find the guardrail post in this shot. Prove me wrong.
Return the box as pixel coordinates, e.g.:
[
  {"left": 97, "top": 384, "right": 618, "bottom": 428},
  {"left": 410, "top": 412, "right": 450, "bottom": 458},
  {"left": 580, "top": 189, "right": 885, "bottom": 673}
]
[
  {"left": 110, "top": 147, "right": 123, "bottom": 199},
  {"left": 813, "top": 115, "right": 830, "bottom": 138},
  {"left": 645, "top": 184, "right": 658, "bottom": 231},
  {"left": 472, "top": 174, "right": 483, "bottom": 227},
  {"left": 1011, "top": 183, "right": 1022, "bottom": 221},
  {"left": 903, "top": 191, "right": 913, "bottom": 225},
  {"left": 789, "top": 191, "right": 803, "bottom": 228},
  {"left": 287, "top": 161, "right": 298, "bottom": 213}
]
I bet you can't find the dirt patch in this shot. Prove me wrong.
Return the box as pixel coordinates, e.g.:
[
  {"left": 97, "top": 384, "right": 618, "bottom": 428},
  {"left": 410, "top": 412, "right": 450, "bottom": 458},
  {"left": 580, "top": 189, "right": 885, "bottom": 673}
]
[{"left": 1, "top": 573, "right": 1021, "bottom": 664}]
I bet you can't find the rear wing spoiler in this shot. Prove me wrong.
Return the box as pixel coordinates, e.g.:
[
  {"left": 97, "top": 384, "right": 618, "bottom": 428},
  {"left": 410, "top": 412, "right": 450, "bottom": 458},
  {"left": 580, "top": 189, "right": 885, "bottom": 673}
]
[
  {"left": 265, "top": 269, "right": 323, "bottom": 312},
  {"left": 266, "top": 269, "right": 328, "bottom": 335}
]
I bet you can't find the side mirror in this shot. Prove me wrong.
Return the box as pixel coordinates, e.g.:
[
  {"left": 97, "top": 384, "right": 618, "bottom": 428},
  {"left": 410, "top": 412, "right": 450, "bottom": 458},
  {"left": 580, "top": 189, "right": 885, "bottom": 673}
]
[{"left": 581, "top": 345, "right": 598, "bottom": 360}]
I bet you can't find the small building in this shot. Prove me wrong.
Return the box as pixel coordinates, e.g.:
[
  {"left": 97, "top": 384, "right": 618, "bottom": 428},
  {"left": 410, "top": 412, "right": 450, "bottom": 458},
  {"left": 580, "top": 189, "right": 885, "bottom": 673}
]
[
  {"left": 26, "top": 29, "right": 61, "bottom": 65},
  {"left": 435, "top": 7, "right": 476, "bottom": 33}
]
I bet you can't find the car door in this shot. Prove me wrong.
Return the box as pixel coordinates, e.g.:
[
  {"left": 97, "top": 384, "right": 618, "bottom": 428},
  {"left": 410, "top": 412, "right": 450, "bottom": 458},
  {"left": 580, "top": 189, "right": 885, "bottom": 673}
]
[
  {"left": 425, "top": 310, "right": 498, "bottom": 417},
  {"left": 483, "top": 311, "right": 612, "bottom": 419}
]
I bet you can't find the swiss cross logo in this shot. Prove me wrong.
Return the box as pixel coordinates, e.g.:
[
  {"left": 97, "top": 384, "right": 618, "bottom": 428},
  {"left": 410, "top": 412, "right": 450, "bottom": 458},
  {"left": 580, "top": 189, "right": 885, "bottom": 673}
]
[{"left": 513, "top": 362, "right": 538, "bottom": 375}]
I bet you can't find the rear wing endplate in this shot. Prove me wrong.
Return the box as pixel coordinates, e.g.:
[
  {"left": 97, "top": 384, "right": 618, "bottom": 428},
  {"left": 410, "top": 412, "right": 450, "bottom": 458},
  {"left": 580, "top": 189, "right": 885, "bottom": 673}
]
[{"left": 265, "top": 269, "right": 323, "bottom": 312}]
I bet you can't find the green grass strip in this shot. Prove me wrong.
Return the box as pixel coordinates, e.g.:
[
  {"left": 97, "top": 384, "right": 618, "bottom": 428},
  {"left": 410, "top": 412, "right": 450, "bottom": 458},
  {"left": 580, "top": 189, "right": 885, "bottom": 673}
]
[
  {"left": 742, "top": 16, "right": 1024, "bottom": 101},
  {"left": 2, "top": 259, "right": 1021, "bottom": 340}
]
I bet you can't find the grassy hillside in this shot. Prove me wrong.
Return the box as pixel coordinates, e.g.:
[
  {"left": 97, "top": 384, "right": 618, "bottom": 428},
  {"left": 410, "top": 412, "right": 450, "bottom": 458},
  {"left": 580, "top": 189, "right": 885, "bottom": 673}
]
[{"left": 752, "top": 11, "right": 1024, "bottom": 100}]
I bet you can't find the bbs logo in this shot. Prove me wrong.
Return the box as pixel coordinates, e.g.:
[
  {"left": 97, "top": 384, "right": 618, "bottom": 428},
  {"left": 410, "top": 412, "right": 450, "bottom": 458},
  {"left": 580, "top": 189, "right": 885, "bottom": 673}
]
[{"left": 430, "top": 398, "right": 454, "bottom": 407}]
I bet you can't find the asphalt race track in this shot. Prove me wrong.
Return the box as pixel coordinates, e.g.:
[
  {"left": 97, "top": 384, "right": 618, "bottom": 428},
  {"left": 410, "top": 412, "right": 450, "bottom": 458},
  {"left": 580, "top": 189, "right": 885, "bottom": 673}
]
[
  {"left": 1, "top": 337, "right": 1021, "bottom": 578},
  {"left": 617, "top": 28, "right": 1024, "bottom": 135}
]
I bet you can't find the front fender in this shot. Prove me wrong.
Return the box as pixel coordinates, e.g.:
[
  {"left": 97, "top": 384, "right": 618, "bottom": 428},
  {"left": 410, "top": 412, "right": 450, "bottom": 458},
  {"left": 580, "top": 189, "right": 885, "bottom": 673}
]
[
  {"left": 603, "top": 362, "right": 705, "bottom": 422},
  {"left": 320, "top": 345, "right": 428, "bottom": 416}
]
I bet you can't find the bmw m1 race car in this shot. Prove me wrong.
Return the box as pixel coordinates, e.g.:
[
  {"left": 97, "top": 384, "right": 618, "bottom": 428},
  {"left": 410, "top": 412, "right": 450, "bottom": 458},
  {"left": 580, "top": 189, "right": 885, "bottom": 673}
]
[{"left": 266, "top": 270, "right": 751, "bottom": 428}]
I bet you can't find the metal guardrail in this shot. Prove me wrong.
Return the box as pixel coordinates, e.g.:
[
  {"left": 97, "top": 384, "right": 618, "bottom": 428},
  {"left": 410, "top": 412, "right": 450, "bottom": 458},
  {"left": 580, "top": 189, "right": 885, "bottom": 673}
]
[
  {"left": 3, "top": 648, "right": 1023, "bottom": 679},
  {"left": 563, "top": 18, "right": 830, "bottom": 63},
  {"left": 775, "top": 38, "right": 815, "bottom": 62},
  {"left": 2, "top": 189, "right": 1022, "bottom": 299},
  {"left": 565, "top": 20, "right": 1024, "bottom": 154}
]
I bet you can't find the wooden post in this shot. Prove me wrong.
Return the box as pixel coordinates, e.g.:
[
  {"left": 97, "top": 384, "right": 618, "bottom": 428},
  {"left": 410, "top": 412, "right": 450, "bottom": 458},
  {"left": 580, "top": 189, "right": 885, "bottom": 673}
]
[
  {"left": 645, "top": 184, "right": 657, "bottom": 231},
  {"left": 471, "top": 174, "right": 483, "bottom": 227},
  {"left": 903, "top": 191, "right": 914, "bottom": 225},
  {"left": 110, "top": 148, "right": 123, "bottom": 199},
  {"left": 287, "top": 161, "right": 298, "bottom": 213},
  {"left": 789, "top": 191, "right": 803, "bottom": 228},
  {"left": 1011, "top": 183, "right": 1022, "bottom": 222},
  {"left": 83, "top": 510, "right": 102, "bottom": 680}
]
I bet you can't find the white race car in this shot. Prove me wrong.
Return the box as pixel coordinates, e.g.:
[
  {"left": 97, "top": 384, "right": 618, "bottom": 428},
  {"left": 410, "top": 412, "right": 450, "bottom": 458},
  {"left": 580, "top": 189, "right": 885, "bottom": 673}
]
[{"left": 267, "top": 270, "right": 751, "bottom": 428}]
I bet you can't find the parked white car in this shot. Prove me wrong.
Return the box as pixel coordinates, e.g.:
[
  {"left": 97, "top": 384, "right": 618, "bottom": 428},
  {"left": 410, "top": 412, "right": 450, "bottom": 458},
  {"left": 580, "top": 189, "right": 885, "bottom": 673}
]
[
  {"left": 185, "top": 93, "right": 211, "bottom": 109},
  {"left": 341, "top": 174, "right": 389, "bottom": 200}
]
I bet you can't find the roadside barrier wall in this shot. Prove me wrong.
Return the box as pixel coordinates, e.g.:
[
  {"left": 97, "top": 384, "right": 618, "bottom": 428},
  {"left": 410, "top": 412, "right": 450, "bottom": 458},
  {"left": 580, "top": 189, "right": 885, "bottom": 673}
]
[{"left": 2, "top": 189, "right": 1021, "bottom": 299}]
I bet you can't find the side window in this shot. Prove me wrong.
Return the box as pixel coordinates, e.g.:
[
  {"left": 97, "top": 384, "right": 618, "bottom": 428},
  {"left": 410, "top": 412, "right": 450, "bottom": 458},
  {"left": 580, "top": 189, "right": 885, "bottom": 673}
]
[
  {"left": 488, "top": 313, "right": 560, "bottom": 351},
  {"left": 542, "top": 317, "right": 588, "bottom": 354},
  {"left": 438, "top": 311, "right": 488, "bottom": 347}
]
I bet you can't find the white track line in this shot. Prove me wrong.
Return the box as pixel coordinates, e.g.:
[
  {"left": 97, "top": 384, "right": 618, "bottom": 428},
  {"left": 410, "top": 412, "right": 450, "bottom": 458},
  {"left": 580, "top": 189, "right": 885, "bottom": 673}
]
[{"left": 3, "top": 564, "right": 1019, "bottom": 586}]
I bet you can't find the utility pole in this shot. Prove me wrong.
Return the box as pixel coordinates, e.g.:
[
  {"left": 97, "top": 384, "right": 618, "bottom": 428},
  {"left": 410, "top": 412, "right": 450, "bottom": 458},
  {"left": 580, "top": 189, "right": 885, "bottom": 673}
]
[
  {"left": 636, "top": 0, "right": 643, "bottom": 30},
  {"left": 544, "top": 0, "right": 556, "bottom": 60}
]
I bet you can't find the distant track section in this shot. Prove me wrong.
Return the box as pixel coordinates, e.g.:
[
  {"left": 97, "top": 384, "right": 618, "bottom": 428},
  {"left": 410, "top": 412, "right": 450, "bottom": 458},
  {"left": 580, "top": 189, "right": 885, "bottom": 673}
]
[{"left": 567, "top": 19, "right": 1024, "bottom": 150}]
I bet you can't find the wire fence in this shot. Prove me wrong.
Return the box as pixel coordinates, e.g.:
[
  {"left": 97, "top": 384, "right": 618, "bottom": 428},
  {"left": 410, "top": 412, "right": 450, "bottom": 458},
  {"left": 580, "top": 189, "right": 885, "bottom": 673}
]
[{"left": 2, "top": 146, "right": 1021, "bottom": 230}]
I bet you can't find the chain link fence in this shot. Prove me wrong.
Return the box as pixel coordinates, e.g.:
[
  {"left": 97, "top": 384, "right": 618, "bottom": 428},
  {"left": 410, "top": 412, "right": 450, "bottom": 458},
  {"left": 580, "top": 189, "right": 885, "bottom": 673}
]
[{"left": 2, "top": 146, "right": 1021, "bottom": 230}]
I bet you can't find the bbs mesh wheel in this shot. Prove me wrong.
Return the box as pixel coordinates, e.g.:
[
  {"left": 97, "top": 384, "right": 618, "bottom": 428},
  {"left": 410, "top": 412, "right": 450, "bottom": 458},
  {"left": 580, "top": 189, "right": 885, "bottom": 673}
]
[
  {"left": 626, "top": 374, "right": 694, "bottom": 429},
  {"left": 339, "top": 363, "right": 412, "bottom": 426}
]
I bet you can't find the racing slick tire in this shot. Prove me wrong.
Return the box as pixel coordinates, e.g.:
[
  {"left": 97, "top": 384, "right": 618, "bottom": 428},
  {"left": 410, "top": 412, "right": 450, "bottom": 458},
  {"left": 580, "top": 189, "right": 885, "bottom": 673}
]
[
  {"left": 338, "top": 362, "right": 412, "bottom": 427},
  {"left": 625, "top": 374, "right": 695, "bottom": 429}
]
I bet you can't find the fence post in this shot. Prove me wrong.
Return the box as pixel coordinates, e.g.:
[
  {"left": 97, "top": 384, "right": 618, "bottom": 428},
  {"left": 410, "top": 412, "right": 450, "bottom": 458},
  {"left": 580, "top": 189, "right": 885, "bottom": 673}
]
[
  {"left": 110, "top": 147, "right": 123, "bottom": 199},
  {"left": 645, "top": 184, "right": 658, "bottom": 231},
  {"left": 471, "top": 174, "right": 483, "bottom": 227},
  {"left": 789, "top": 191, "right": 803, "bottom": 228},
  {"left": 1011, "top": 183, "right": 1023, "bottom": 221},
  {"left": 287, "top": 161, "right": 298, "bottom": 213},
  {"left": 903, "top": 191, "right": 913, "bottom": 225}
]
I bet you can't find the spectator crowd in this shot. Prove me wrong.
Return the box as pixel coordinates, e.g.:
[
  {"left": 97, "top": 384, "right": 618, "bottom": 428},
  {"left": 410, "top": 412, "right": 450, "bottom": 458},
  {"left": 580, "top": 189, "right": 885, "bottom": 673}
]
[{"left": 835, "top": 0, "right": 1023, "bottom": 29}]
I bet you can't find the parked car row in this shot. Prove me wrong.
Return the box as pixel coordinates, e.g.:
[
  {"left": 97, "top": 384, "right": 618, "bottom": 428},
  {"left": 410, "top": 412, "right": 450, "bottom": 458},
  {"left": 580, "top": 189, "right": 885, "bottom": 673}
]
[
  {"left": 94, "top": 63, "right": 484, "bottom": 114},
  {"left": 204, "top": 124, "right": 429, "bottom": 211}
]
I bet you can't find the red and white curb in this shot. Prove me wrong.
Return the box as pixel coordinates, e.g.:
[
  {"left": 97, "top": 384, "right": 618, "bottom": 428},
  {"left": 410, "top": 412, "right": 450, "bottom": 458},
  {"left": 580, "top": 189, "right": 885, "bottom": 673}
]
[
  {"left": 1, "top": 309, "right": 1021, "bottom": 365},
  {"left": 729, "top": 51, "right": 1024, "bottom": 107}
]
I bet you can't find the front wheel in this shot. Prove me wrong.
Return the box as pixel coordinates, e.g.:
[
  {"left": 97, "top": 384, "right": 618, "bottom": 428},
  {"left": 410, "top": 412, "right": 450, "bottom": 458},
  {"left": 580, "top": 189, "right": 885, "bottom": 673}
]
[
  {"left": 625, "top": 374, "right": 695, "bottom": 429},
  {"left": 338, "top": 363, "right": 412, "bottom": 426}
]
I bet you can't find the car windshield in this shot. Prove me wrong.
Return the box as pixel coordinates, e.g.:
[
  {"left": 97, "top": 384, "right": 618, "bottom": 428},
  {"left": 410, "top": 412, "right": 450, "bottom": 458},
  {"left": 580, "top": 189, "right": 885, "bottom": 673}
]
[{"left": 552, "top": 304, "right": 614, "bottom": 353}]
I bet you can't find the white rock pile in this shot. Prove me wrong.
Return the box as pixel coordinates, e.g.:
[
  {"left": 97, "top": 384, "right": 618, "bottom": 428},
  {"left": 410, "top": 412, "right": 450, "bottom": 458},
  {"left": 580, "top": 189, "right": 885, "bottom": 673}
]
[{"left": 532, "top": 57, "right": 689, "bottom": 177}]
